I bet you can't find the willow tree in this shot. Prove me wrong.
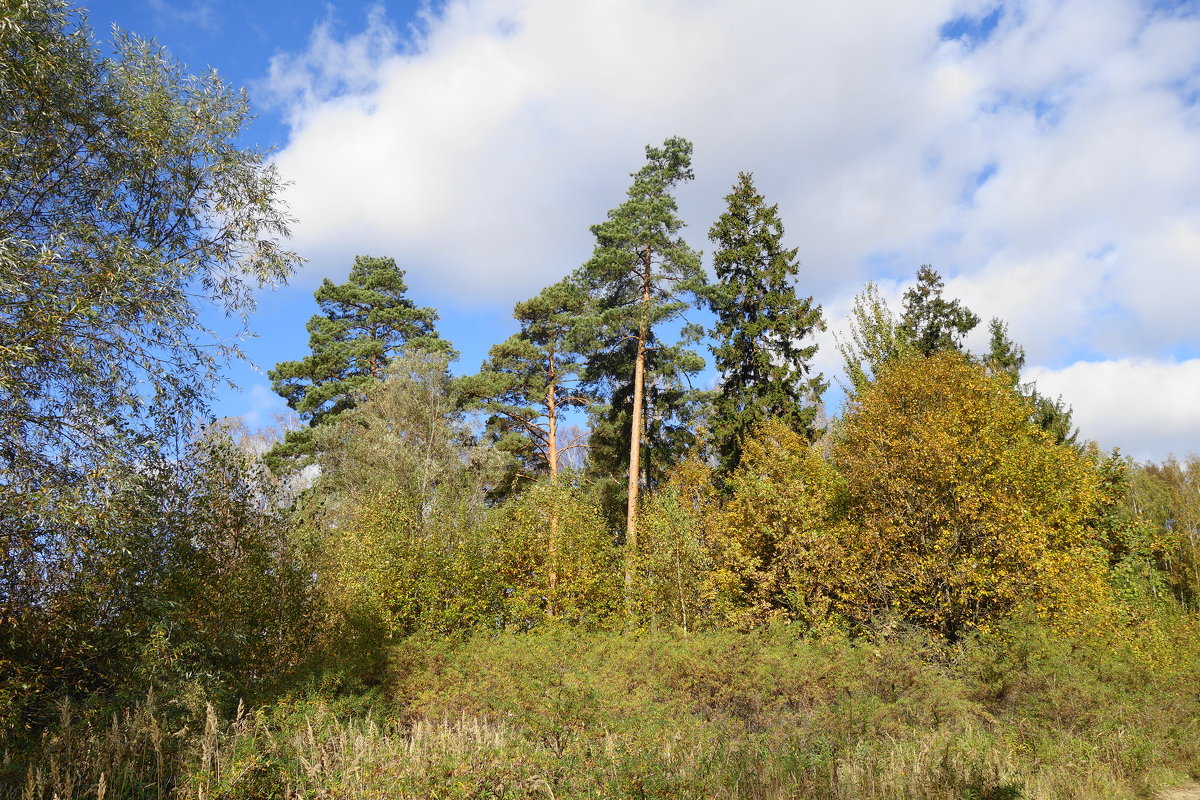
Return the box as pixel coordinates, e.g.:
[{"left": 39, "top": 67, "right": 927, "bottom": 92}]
[
  {"left": 0, "top": 2, "right": 298, "bottom": 486},
  {"left": 0, "top": 0, "right": 299, "bottom": 728},
  {"left": 577, "top": 137, "right": 705, "bottom": 575}
]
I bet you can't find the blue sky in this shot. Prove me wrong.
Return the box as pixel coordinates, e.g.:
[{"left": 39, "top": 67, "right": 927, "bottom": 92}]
[{"left": 80, "top": 0, "right": 1200, "bottom": 461}]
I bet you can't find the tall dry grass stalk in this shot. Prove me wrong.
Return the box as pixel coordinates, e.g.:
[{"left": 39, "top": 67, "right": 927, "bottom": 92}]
[{"left": 6, "top": 702, "right": 1187, "bottom": 800}]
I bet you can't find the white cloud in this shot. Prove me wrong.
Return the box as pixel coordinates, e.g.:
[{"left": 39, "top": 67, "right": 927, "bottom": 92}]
[
  {"left": 1027, "top": 359, "right": 1200, "bottom": 462},
  {"left": 147, "top": 0, "right": 219, "bottom": 31},
  {"left": 237, "top": 383, "right": 291, "bottom": 430},
  {"left": 263, "top": 0, "right": 1200, "bottom": 460}
]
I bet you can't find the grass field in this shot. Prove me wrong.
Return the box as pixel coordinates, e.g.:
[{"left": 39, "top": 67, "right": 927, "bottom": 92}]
[{"left": 11, "top": 614, "right": 1200, "bottom": 800}]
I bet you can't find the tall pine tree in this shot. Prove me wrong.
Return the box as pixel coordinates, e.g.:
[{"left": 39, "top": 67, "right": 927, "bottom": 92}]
[
  {"left": 459, "top": 277, "right": 597, "bottom": 611},
  {"left": 460, "top": 277, "right": 594, "bottom": 495},
  {"left": 577, "top": 137, "right": 705, "bottom": 566},
  {"left": 706, "top": 172, "right": 826, "bottom": 475},
  {"left": 267, "top": 255, "right": 448, "bottom": 472}
]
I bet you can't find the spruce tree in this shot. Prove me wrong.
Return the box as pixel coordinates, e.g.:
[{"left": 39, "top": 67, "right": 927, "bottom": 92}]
[
  {"left": 706, "top": 172, "right": 826, "bottom": 475},
  {"left": 267, "top": 255, "right": 448, "bottom": 471},
  {"left": 898, "top": 265, "right": 980, "bottom": 355},
  {"left": 985, "top": 318, "right": 1078, "bottom": 445},
  {"left": 983, "top": 317, "right": 1026, "bottom": 382},
  {"left": 841, "top": 270, "right": 1077, "bottom": 445},
  {"left": 577, "top": 137, "right": 706, "bottom": 564}
]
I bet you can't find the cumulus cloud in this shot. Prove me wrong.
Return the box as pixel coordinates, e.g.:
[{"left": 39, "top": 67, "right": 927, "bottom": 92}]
[
  {"left": 262, "top": 0, "right": 1200, "bottom": 460},
  {"left": 1028, "top": 359, "right": 1200, "bottom": 462}
]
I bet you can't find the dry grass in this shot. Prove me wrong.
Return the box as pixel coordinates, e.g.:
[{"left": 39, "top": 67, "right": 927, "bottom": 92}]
[{"left": 6, "top": 619, "right": 1200, "bottom": 799}]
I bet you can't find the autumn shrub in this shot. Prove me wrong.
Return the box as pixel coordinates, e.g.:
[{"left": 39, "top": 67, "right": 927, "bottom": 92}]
[
  {"left": 1130, "top": 455, "right": 1200, "bottom": 608},
  {"left": 0, "top": 429, "right": 315, "bottom": 754},
  {"left": 959, "top": 606, "right": 1200, "bottom": 796},
  {"left": 8, "top": 619, "right": 1200, "bottom": 799},
  {"left": 300, "top": 354, "right": 506, "bottom": 669},
  {"left": 708, "top": 420, "right": 853, "bottom": 629},
  {"left": 485, "top": 479, "right": 622, "bottom": 627},
  {"left": 628, "top": 455, "right": 719, "bottom": 631},
  {"left": 834, "top": 352, "right": 1112, "bottom": 639},
  {"left": 377, "top": 623, "right": 1200, "bottom": 799}
]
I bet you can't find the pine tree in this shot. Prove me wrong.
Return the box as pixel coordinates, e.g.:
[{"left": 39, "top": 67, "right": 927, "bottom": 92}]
[
  {"left": 459, "top": 277, "right": 598, "bottom": 614},
  {"left": 267, "top": 255, "right": 448, "bottom": 471},
  {"left": 898, "top": 265, "right": 980, "bottom": 355},
  {"left": 577, "top": 137, "right": 706, "bottom": 568},
  {"left": 460, "top": 277, "right": 594, "bottom": 495},
  {"left": 706, "top": 172, "right": 826, "bottom": 475}
]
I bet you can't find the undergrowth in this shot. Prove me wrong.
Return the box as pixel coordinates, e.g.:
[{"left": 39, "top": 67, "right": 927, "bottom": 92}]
[{"left": 6, "top": 613, "right": 1199, "bottom": 799}]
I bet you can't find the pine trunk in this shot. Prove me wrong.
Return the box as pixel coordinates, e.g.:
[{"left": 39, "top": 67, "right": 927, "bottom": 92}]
[{"left": 625, "top": 244, "right": 652, "bottom": 594}]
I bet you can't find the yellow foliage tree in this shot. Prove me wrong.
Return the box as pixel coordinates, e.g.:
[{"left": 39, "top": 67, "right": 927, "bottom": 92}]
[
  {"left": 489, "top": 481, "right": 621, "bottom": 627},
  {"left": 631, "top": 455, "right": 719, "bottom": 631},
  {"left": 302, "top": 352, "right": 502, "bottom": 653},
  {"left": 834, "top": 353, "right": 1108, "bottom": 639},
  {"left": 710, "top": 420, "right": 850, "bottom": 630}
]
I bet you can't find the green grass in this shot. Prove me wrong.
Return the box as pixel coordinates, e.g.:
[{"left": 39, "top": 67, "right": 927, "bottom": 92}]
[{"left": 7, "top": 616, "right": 1200, "bottom": 799}]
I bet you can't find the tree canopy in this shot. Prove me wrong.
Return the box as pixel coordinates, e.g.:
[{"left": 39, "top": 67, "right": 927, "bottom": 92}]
[
  {"left": 0, "top": 0, "right": 299, "bottom": 486},
  {"left": 834, "top": 352, "right": 1105, "bottom": 639},
  {"left": 897, "top": 265, "right": 980, "bottom": 356},
  {"left": 0, "top": 0, "right": 305, "bottom": 735},
  {"left": 460, "top": 277, "right": 594, "bottom": 496},
  {"left": 267, "top": 255, "right": 447, "bottom": 471}
]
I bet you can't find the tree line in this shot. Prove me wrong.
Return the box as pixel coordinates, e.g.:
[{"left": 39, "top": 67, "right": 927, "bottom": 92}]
[
  {"left": 267, "top": 140, "right": 828, "bottom": 555},
  {"left": 253, "top": 135, "right": 1194, "bottom": 654}
]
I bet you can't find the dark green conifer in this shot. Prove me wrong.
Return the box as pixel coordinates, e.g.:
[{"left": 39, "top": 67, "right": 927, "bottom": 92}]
[
  {"left": 267, "top": 255, "right": 448, "bottom": 471},
  {"left": 706, "top": 172, "right": 826, "bottom": 475},
  {"left": 898, "top": 265, "right": 980, "bottom": 355},
  {"left": 984, "top": 318, "right": 1077, "bottom": 445},
  {"left": 984, "top": 317, "right": 1026, "bottom": 382}
]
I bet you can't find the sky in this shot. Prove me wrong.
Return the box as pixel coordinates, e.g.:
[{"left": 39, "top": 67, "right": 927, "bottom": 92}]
[{"left": 80, "top": 0, "right": 1200, "bottom": 462}]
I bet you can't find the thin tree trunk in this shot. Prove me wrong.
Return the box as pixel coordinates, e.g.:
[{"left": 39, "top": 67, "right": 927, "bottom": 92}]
[
  {"left": 547, "top": 358, "right": 559, "bottom": 616},
  {"left": 625, "top": 244, "right": 652, "bottom": 596}
]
